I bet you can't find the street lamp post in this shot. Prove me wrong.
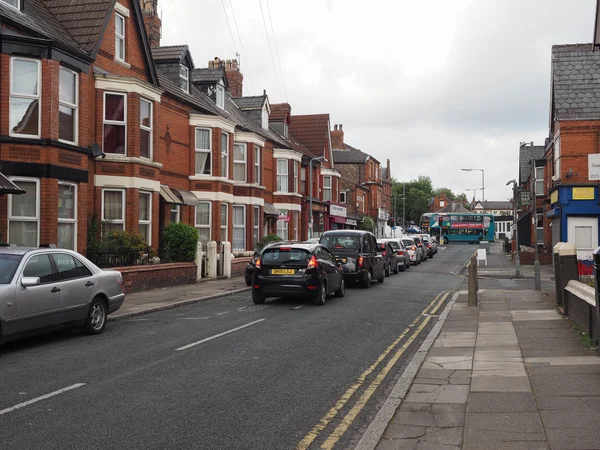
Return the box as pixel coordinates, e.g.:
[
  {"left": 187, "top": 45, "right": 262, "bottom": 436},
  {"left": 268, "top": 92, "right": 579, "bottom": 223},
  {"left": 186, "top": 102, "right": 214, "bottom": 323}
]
[
  {"left": 462, "top": 168, "right": 485, "bottom": 213},
  {"left": 531, "top": 156, "right": 541, "bottom": 291},
  {"left": 309, "top": 156, "right": 325, "bottom": 239},
  {"left": 506, "top": 179, "right": 521, "bottom": 278}
]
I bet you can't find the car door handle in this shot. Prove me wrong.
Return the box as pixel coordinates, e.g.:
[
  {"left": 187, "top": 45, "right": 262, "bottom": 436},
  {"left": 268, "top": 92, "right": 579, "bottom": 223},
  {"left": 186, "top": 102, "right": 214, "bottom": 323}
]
[
  {"left": 51, "top": 287, "right": 61, "bottom": 293},
  {"left": 85, "top": 281, "right": 94, "bottom": 287}
]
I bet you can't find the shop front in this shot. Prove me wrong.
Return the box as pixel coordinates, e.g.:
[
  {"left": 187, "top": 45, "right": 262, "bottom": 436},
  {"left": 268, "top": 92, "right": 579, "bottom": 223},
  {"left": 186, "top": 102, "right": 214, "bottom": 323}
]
[
  {"left": 310, "top": 202, "right": 328, "bottom": 238},
  {"left": 329, "top": 204, "right": 347, "bottom": 230},
  {"left": 377, "top": 208, "right": 390, "bottom": 238},
  {"left": 345, "top": 217, "right": 358, "bottom": 230}
]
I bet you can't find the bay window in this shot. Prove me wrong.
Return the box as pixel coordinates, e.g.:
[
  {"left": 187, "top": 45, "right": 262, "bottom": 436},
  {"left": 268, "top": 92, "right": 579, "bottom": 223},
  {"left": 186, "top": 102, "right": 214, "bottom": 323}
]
[
  {"left": 221, "top": 132, "right": 229, "bottom": 178},
  {"left": 293, "top": 161, "right": 299, "bottom": 193},
  {"left": 277, "top": 159, "right": 288, "bottom": 192},
  {"left": 195, "top": 128, "right": 211, "bottom": 175},
  {"left": 102, "top": 189, "right": 125, "bottom": 235},
  {"left": 9, "top": 178, "right": 39, "bottom": 247},
  {"left": 2, "top": 0, "right": 19, "bottom": 8},
  {"left": 233, "top": 143, "right": 247, "bottom": 182},
  {"left": 103, "top": 92, "right": 127, "bottom": 154},
  {"left": 140, "top": 98, "right": 152, "bottom": 159},
  {"left": 323, "top": 176, "right": 332, "bottom": 202},
  {"left": 253, "top": 206, "right": 260, "bottom": 247},
  {"left": 277, "top": 218, "right": 288, "bottom": 240},
  {"left": 233, "top": 205, "right": 245, "bottom": 251},
  {"left": 10, "top": 58, "right": 41, "bottom": 138},
  {"left": 220, "top": 204, "right": 228, "bottom": 242},
  {"left": 59, "top": 67, "right": 78, "bottom": 144},
  {"left": 195, "top": 202, "right": 211, "bottom": 244},
  {"left": 216, "top": 81, "right": 225, "bottom": 109},
  {"left": 58, "top": 182, "right": 77, "bottom": 250},
  {"left": 139, "top": 192, "right": 152, "bottom": 244}
]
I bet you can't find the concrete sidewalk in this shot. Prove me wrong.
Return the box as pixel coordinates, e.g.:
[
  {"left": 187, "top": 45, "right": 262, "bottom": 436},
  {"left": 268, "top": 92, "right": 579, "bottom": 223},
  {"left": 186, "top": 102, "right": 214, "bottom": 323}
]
[
  {"left": 476, "top": 243, "right": 554, "bottom": 282},
  {"left": 109, "top": 277, "right": 250, "bottom": 320},
  {"left": 371, "top": 289, "right": 600, "bottom": 450}
]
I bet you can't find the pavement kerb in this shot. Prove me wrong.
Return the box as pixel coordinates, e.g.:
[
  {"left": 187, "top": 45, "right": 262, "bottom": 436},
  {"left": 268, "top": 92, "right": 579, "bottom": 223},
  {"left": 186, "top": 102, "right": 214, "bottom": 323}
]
[
  {"left": 108, "top": 287, "right": 252, "bottom": 321},
  {"left": 352, "top": 290, "right": 464, "bottom": 450}
]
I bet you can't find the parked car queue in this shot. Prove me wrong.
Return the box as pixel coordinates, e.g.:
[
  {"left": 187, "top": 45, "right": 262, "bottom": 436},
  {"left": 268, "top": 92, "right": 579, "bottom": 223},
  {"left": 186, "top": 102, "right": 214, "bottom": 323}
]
[{"left": 248, "top": 230, "right": 440, "bottom": 306}]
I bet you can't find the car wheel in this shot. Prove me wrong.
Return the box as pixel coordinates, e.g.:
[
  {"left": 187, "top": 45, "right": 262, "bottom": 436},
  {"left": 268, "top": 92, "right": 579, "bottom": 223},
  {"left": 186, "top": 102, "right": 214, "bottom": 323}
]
[
  {"left": 245, "top": 278, "right": 252, "bottom": 286},
  {"left": 82, "top": 296, "right": 107, "bottom": 335},
  {"left": 335, "top": 278, "right": 346, "bottom": 297},
  {"left": 377, "top": 270, "right": 385, "bottom": 283},
  {"left": 313, "top": 281, "right": 327, "bottom": 305},
  {"left": 394, "top": 262, "right": 400, "bottom": 274},
  {"left": 385, "top": 264, "right": 391, "bottom": 277},
  {"left": 252, "top": 290, "right": 265, "bottom": 305},
  {"left": 399, "top": 262, "right": 405, "bottom": 272},
  {"left": 362, "top": 270, "right": 372, "bottom": 289}
]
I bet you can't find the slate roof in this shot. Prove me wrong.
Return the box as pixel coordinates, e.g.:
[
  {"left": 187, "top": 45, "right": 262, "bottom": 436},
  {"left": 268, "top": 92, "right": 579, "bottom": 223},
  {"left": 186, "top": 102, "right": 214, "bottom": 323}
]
[
  {"left": 270, "top": 103, "right": 291, "bottom": 121},
  {"left": 552, "top": 44, "right": 600, "bottom": 121},
  {"left": 151, "top": 45, "right": 190, "bottom": 63},
  {"left": 333, "top": 147, "right": 369, "bottom": 164},
  {"left": 381, "top": 167, "right": 388, "bottom": 180},
  {"left": 192, "top": 67, "right": 226, "bottom": 84},
  {"left": 289, "top": 114, "right": 330, "bottom": 157},
  {"left": 438, "top": 203, "right": 471, "bottom": 214},
  {"left": 474, "top": 201, "right": 513, "bottom": 210},
  {"left": 232, "top": 95, "right": 267, "bottom": 110},
  {"left": 155, "top": 69, "right": 222, "bottom": 116},
  {"left": 0, "top": 0, "right": 88, "bottom": 55},
  {"left": 268, "top": 127, "right": 315, "bottom": 158},
  {"left": 519, "top": 145, "right": 545, "bottom": 184},
  {"left": 42, "top": 0, "right": 113, "bottom": 53}
]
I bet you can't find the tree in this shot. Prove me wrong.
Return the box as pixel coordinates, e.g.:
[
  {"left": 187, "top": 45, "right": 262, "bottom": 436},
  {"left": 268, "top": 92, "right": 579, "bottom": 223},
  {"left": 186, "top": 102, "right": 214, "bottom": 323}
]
[{"left": 431, "top": 187, "right": 456, "bottom": 201}]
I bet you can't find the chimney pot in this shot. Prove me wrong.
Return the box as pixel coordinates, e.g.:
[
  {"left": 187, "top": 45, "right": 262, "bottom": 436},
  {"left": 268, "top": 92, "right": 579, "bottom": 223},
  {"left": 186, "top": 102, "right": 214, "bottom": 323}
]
[
  {"left": 339, "top": 124, "right": 343, "bottom": 131},
  {"left": 334, "top": 124, "right": 338, "bottom": 131}
]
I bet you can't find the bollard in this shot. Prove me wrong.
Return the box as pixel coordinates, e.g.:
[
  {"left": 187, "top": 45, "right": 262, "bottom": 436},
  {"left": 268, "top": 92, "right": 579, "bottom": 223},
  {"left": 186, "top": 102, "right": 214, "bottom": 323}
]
[
  {"left": 558, "top": 243, "right": 578, "bottom": 316},
  {"left": 206, "top": 241, "right": 218, "bottom": 279},
  {"left": 468, "top": 252, "right": 478, "bottom": 306},
  {"left": 223, "top": 242, "right": 232, "bottom": 278},
  {"left": 553, "top": 242, "right": 564, "bottom": 308},
  {"left": 594, "top": 247, "right": 600, "bottom": 341},
  {"left": 195, "top": 241, "right": 204, "bottom": 281}
]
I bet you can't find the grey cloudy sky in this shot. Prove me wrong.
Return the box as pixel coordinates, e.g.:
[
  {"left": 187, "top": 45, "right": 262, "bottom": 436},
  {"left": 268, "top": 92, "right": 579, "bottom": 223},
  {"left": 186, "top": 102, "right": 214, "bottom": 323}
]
[{"left": 160, "top": 0, "right": 595, "bottom": 202}]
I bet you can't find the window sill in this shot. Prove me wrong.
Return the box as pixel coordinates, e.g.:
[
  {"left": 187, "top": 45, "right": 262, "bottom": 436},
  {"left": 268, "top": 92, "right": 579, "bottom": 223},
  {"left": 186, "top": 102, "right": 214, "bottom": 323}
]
[
  {"left": 232, "top": 182, "right": 266, "bottom": 190},
  {"left": 273, "top": 191, "right": 303, "bottom": 198},
  {"left": 99, "top": 154, "right": 163, "bottom": 169},
  {"left": 189, "top": 175, "right": 235, "bottom": 184},
  {"left": 114, "top": 58, "right": 131, "bottom": 69}
]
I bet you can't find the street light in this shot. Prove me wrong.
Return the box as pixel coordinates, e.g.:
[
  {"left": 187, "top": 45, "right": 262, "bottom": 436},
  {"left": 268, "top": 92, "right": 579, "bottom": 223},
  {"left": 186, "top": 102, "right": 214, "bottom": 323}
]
[
  {"left": 506, "top": 179, "right": 520, "bottom": 278},
  {"left": 309, "top": 156, "right": 326, "bottom": 238},
  {"left": 462, "top": 168, "right": 485, "bottom": 214},
  {"left": 464, "top": 188, "right": 479, "bottom": 203}
]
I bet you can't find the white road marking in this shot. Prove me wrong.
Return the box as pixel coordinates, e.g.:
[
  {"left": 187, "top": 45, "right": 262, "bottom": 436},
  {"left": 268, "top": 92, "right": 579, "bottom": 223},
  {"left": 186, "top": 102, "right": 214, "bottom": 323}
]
[
  {"left": 176, "top": 319, "right": 266, "bottom": 351},
  {"left": 176, "top": 317, "right": 211, "bottom": 320},
  {"left": 293, "top": 305, "right": 304, "bottom": 310},
  {"left": 0, "top": 383, "right": 85, "bottom": 416},
  {"left": 217, "top": 311, "right": 230, "bottom": 316}
]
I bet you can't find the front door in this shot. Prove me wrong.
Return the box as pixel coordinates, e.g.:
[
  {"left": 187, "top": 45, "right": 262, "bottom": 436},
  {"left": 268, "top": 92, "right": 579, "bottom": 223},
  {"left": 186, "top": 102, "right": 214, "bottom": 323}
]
[
  {"left": 15, "top": 253, "right": 62, "bottom": 333},
  {"left": 567, "top": 216, "right": 599, "bottom": 260}
]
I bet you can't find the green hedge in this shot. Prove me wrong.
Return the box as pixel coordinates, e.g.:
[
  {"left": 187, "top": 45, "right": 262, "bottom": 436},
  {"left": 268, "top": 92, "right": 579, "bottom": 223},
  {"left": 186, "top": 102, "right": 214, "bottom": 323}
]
[{"left": 161, "top": 222, "right": 199, "bottom": 262}]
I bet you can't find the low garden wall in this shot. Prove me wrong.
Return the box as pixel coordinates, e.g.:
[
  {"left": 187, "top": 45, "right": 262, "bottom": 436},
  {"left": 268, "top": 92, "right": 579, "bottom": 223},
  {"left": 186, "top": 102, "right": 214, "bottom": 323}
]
[
  {"left": 564, "top": 280, "right": 597, "bottom": 340},
  {"left": 112, "top": 262, "right": 197, "bottom": 293},
  {"left": 232, "top": 257, "right": 251, "bottom": 277}
]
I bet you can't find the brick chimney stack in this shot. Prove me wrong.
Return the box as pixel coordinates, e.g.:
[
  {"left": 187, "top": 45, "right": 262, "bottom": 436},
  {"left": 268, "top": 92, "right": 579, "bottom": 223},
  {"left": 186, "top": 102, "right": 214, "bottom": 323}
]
[
  {"left": 141, "top": 0, "right": 161, "bottom": 48},
  {"left": 226, "top": 59, "right": 243, "bottom": 97},
  {"left": 331, "top": 123, "right": 344, "bottom": 149}
]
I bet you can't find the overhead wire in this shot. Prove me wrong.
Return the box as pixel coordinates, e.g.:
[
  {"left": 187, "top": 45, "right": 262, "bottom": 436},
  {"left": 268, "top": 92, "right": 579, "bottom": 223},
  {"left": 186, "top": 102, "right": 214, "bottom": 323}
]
[
  {"left": 228, "top": 0, "right": 257, "bottom": 96},
  {"left": 258, "top": 0, "right": 284, "bottom": 102},
  {"left": 265, "top": 0, "right": 288, "bottom": 101}
]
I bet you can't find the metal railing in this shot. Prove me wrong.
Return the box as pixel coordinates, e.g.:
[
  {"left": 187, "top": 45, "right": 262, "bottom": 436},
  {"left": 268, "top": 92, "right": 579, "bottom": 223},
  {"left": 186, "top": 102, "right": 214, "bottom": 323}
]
[{"left": 85, "top": 246, "right": 196, "bottom": 268}]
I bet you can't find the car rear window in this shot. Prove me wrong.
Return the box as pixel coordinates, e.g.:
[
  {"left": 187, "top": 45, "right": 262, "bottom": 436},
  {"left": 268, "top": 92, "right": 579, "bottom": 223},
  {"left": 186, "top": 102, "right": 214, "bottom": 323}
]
[
  {"left": 402, "top": 239, "right": 413, "bottom": 247},
  {"left": 321, "top": 235, "right": 361, "bottom": 250},
  {"left": 0, "top": 253, "right": 23, "bottom": 284},
  {"left": 262, "top": 248, "right": 310, "bottom": 264},
  {"left": 387, "top": 241, "right": 400, "bottom": 250}
]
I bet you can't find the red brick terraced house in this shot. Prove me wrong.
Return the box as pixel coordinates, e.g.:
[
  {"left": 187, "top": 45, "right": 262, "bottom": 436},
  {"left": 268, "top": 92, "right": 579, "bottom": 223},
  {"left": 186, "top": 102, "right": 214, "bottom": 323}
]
[{"left": 0, "top": 0, "right": 306, "bottom": 260}]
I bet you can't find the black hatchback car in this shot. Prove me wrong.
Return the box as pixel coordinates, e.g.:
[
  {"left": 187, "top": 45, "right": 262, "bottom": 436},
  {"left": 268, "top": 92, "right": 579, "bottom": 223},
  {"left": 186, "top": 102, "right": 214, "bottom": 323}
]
[
  {"left": 252, "top": 243, "right": 345, "bottom": 305},
  {"left": 320, "top": 230, "right": 385, "bottom": 288}
]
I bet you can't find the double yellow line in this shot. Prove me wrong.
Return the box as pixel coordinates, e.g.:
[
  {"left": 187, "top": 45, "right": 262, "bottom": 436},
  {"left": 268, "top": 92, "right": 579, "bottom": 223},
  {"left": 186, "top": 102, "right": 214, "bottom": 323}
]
[{"left": 296, "top": 291, "right": 452, "bottom": 450}]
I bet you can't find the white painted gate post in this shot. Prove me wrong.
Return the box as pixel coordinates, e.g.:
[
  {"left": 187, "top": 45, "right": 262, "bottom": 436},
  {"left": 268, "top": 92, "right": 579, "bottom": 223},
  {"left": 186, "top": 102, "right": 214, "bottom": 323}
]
[
  {"left": 223, "top": 242, "right": 232, "bottom": 278},
  {"left": 207, "top": 241, "right": 217, "bottom": 279},
  {"left": 195, "top": 241, "right": 204, "bottom": 281}
]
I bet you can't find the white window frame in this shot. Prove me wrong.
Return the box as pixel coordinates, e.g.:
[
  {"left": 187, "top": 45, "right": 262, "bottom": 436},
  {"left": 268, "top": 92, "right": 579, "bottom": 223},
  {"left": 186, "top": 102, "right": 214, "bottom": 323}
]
[
  {"left": 294, "top": 211, "right": 299, "bottom": 241},
  {"left": 1, "top": 0, "right": 20, "bottom": 10},
  {"left": 323, "top": 176, "right": 332, "bottom": 202},
  {"left": 101, "top": 188, "right": 125, "bottom": 233},
  {"left": 195, "top": 202, "right": 212, "bottom": 242},
  {"left": 180, "top": 64, "right": 189, "bottom": 93},
  {"left": 9, "top": 57, "right": 41, "bottom": 139},
  {"left": 262, "top": 106, "right": 269, "bottom": 130},
  {"left": 103, "top": 91, "right": 127, "bottom": 155},
  {"left": 58, "top": 181, "right": 78, "bottom": 251},
  {"left": 8, "top": 177, "right": 40, "bottom": 247},
  {"left": 221, "top": 203, "right": 228, "bottom": 242},
  {"left": 221, "top": 132, "right": 229, "bottom": 178},
  {"left": 195, "top": 127, "right": 212, "bottom": 175},
  {"left": 554, "top": 136, "right": 561, "bottom": 179},
  {"left": 58, "top": 66, "right": 78, "bottom": 145},
  {"left": 254, "top": 145, "right": 261, "bottom": 185},
  {"left": 253, "top": 206, "right": 260, "bottom": 247},
  {"left": 535, "top": 166, "right": 544, "bottom": 197},
  {"left": 233, "top": 142, "right": 247, "bottom": 182},
  {"left": 277, "top": 159, "right": 288, "bottom": 193},
  {"left": 340, "top": 191, "right": 346, "bottom": 203},
  {"left": 277, "top": 218, "right": 289, "bottom": 240},
  {"left": 140, "top": 98, "right": 153, "bottom": 159},
  {"left": 115, "top": 13, "right": 126, "bottom": 61},
  {"left": 139, "top": 191, "right": 152, "bottom": 245},
  {"left": 216, "top": 80, "right": 225, "bottom": 109},
  {"left": 233, "top": 205, "right": 246, "bottom": 250},
  {"left": 293, "top": 160, "right": 299, "bottom": 193},
  {"left": 170, "top": 204, "right": 180, "bottom": 223}
]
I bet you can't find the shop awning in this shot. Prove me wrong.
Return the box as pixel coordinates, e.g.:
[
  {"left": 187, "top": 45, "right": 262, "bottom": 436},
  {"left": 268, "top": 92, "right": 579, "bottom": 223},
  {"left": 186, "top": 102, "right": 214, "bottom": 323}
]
[
  {"left": 160, "top": 185, "right": 183, "bottom": 205},
  {"left": 0, "top": 173, "right": 25, "bottom": 195},
  {"left": 264, "top": 202, "right": 280, "bottom": 216},
  {"left": 171, "top": 188, "right": 199, "bottom": 206}
]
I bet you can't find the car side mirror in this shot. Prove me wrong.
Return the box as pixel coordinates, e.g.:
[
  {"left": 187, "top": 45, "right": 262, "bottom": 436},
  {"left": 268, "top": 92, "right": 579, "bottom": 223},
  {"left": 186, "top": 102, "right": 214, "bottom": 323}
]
[{"left": 21, "top": 277, "right": 41, "bottom": 288}]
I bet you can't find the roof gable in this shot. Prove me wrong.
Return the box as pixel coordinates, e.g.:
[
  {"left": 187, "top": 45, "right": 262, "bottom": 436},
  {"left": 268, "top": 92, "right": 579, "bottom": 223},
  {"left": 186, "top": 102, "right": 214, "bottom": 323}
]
[
  {"left": 519, "top": 144, "right": 545, "bottom": 184},
  {"left": 152, "top": 44, "right": 194, "bottom": 67},
  {"left": 191, "top": 67, "right": 228, "bottom": 86},
  {"left": 289, "top": 114, "right": 331, "bottom": 159},
  {"left": 232, "top": 95, "right": 268, "bottom": 111},
  {"left": 270, "top": 103, "right": 291, "bottom": 122}
]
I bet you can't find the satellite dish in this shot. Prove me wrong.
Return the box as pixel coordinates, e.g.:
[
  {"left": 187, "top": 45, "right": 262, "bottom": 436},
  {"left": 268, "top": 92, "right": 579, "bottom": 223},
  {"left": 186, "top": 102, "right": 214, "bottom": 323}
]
[{"left": 91, "top": 143, "right": 105, "bottom": 159}]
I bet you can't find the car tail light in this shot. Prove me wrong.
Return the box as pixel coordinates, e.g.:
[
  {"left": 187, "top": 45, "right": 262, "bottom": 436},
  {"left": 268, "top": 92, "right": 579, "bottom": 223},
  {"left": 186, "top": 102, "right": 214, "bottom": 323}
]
[
  {"left": 357, "top": 256, "right": 364, "bottom": 268},
  {"left": 397, "top": 250, "right": 404, "bottom": 256},
  {"left": 255, "top": 258, "right": 262, "bottom": 269},
  {"left": 382, "top": 251, "right": 386, "bottom": 257},
  {"left": 307, "top": 255, "right": 318, "bottom": 269},
  {"left": 427, "top": 244, "right": 432, "bottom": 249},
  {"left": 411, "top": 246, "right": 417, "bottom": 251},
  {"left": 280, "top": 247, "right": 292, "bottom": 251}
]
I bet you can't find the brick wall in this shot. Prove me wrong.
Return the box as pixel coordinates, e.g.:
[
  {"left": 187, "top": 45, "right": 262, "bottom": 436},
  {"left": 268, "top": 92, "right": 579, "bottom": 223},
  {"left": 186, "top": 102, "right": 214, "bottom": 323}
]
[
  {"left": 115, "top": 262, "right": 197, "bottom": 293},
  {"left": 232, "top": 256, "right": 251, "bottom": 277}
]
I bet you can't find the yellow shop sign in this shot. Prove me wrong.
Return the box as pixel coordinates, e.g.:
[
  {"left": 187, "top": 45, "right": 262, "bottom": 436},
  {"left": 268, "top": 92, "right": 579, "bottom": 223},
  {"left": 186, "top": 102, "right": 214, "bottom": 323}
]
[
  {"left": 550, "top": 190, "right": 558, "bottom": 204},
  {"left": 572, "top": 187, "right": 595, "bottom": 200}
]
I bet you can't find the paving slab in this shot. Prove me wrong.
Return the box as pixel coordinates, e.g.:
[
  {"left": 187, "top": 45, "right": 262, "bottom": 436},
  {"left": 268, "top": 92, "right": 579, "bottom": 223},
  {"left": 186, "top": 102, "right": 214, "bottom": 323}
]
[
  {"left": 470, "top": 375, "right": 530, "bottom": 392},
  {"left": 422, "top": 356, "right": 473, "bottom": 371},
  {"left": 464, "top": 412, "right": 545, "bottom": 438},
  {"left": 404, "top": 384, "right": 469, "bottom": 404},
  {"left": 510, "top": 310, "right": 561, "bottom": 321},
  {"left": 545, "top": 428, "right": 600, "bottom": 450},
  {"left": 433, "top": 338, "right": 477, "bottom": 348},
  {"left": 467, "top": 392, "right": 538, "bottom": 413},
  {"left": 524, "top": 356, "right": 600, "bottom": 366}
]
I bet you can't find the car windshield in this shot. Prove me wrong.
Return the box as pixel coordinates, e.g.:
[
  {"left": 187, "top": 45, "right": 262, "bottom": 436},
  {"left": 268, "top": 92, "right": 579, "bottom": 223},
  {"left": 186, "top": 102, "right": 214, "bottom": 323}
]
[
  {"left": 0, "top": 253, "right": 23, "bottom": 284},
  {"left": 262, "top": 248, "right": 310, "bottom": 265},
  {"left": 321, "top": 235, "right": 361, "bottom": 250}
]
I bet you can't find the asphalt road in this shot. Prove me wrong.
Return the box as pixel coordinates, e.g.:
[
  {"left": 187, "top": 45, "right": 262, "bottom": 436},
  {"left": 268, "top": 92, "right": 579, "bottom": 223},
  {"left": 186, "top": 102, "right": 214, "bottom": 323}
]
[{"left": 0, "top": 244, "right": 475, "bottom": 450}]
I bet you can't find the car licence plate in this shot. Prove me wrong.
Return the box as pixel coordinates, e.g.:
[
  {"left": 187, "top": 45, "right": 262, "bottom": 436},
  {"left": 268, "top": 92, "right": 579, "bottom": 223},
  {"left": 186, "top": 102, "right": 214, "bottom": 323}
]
[
  {"left": 338, "top": 258, "right": 347, "bottom": 264},
  {"left": 271, "top": 269, "right": 296, "bottom": 275}
]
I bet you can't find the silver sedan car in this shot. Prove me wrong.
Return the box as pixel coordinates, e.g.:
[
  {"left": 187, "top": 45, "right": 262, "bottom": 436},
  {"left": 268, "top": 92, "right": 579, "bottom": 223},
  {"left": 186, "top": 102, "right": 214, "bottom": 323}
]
[{"left": 0, "top": 247, "right": 125, "bottom": 344}]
